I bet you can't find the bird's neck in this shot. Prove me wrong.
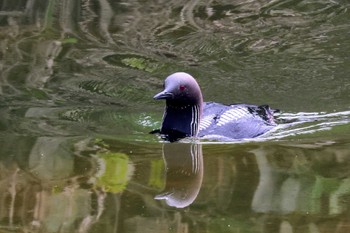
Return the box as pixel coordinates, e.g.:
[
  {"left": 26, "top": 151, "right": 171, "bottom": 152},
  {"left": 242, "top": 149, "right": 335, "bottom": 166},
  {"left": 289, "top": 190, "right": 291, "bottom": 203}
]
[{"left": 161, "top": 103, "right": 202, "bottom": 141}]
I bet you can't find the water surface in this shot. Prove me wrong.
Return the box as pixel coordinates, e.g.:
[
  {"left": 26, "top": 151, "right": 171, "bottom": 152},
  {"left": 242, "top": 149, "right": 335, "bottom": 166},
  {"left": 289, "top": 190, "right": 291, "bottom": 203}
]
[{"left": 1, "top": 0, "right": 350, "bottom": 232}]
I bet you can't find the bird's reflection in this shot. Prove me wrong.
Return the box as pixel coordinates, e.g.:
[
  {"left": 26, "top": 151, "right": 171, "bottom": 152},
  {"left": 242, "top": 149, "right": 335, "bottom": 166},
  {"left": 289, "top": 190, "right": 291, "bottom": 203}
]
[{"left": 154, "top": 142, "right": 203, "bottom": 208}]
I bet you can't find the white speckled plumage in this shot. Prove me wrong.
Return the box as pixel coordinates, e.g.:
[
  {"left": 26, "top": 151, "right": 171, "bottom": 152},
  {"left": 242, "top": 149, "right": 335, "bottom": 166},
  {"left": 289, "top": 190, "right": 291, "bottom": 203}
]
[
  {"left": 199, "top": 114, "right": 216, "bottom": 131},
  {"left": 216, "top": 107, "right": 250, "bottom": 126}
]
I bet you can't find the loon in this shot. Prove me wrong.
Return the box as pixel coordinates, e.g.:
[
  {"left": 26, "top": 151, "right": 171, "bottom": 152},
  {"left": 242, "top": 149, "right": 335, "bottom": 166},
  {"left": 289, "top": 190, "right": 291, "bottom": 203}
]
[{"left": 152, "top": 72, "right": 278, "bottom": 142}]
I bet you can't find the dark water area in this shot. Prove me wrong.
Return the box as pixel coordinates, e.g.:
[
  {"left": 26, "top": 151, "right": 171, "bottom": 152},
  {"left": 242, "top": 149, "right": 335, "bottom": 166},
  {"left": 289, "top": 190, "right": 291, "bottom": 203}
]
[{"left": 1, "top": 0, "right": 350, "bottom": 232}]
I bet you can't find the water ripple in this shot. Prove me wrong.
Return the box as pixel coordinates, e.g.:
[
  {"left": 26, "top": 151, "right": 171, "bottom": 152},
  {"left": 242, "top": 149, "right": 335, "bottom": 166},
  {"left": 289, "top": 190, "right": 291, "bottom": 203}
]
[{"left": 269, "top": 110, "right": 350, "bottom": 140}]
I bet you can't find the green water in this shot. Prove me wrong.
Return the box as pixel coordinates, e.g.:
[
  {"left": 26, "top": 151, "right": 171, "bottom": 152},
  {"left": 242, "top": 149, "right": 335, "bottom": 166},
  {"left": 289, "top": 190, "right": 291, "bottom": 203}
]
[{"left": 1, "top": 1, "right": 350, "bottom": 232}]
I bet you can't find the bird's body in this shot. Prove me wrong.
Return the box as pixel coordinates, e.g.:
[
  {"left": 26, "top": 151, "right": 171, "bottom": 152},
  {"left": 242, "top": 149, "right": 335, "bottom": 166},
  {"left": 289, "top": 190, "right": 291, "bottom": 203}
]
[
  {"left": 153, "top": 72, "right": 278, "bottom": 142},
  {"left": 199, "top": 102, "right": 277, "bottom": 141}
]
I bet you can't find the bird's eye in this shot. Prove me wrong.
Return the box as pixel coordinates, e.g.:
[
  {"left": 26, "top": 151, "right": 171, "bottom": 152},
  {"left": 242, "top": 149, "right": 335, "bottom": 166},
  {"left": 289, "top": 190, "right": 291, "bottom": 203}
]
[{"left": 179, "top": 85, "right": 186, "bottom": 91}]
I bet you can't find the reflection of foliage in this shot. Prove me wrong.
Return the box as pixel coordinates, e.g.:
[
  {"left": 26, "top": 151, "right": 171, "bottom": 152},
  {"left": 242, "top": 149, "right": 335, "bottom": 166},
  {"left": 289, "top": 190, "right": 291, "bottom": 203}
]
[
  {"left": 52, "top": 185, "right": 64, "bottom": 194},
  {"left": 94, "top": 138, "right": 110, "bottom": 149},
  {"left": 330, "top": 178, "right": 350, "bottom": 215},
  {"left": 28, "top": 88, "right": 50, "bottom": 100},
  {"left": 61, "top": 37, "right": 78, "bottom": 44},
  {"left": 313, "top": 176, "right": 340, "bottom": 196},
  {"left": 76, "top": 137, "right": 134, "bottom": 194},
  {"left": 121, "top": 57, "right": 160, "bottom": 73},
  {"left": 59, "top": 108, "right": 93, "bottom": 122},
  {"left": 45, "top": 189, "right": 91, "bottom": 232},
  {"left": 311, "top": 176, "right": 340, "bottom": 214},
  {"left": 207, "top": 216, "right": 252, "bottom": 233},
  {"left": 95, "top": 152, "right": 134, "bottom": 193},
  {"left": 44, "top": 0, "right": 55, "bottom": 29},
  {"left": 103, "top": 54, "right": 164, "bottom": 73},
  {"left": 148, "top": 159, "right": 165, "bottom": 190}
]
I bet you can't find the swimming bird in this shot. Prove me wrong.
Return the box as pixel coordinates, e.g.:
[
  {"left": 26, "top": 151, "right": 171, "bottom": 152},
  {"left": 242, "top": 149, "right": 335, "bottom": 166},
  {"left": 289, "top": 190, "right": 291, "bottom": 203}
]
[{"left": 152, "top": 72, "right": 278, "bottom": 142}]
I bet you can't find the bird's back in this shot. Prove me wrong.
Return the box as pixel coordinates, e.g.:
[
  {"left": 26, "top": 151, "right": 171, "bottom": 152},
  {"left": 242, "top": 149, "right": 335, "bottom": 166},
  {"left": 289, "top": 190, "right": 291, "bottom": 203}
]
[{"left": 198, "top": 102, "right": 277, "bottom": 140}]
